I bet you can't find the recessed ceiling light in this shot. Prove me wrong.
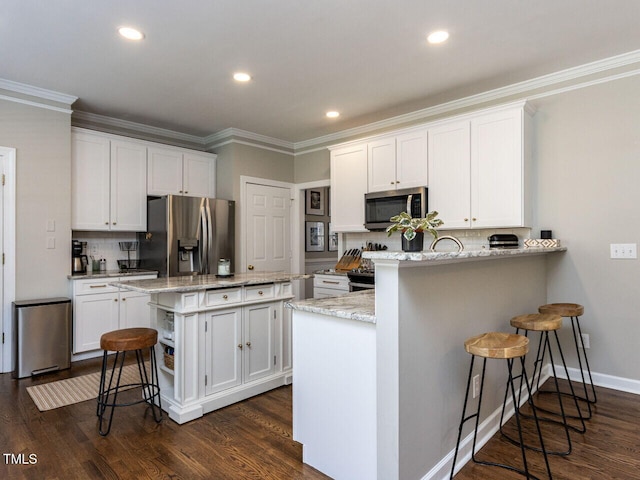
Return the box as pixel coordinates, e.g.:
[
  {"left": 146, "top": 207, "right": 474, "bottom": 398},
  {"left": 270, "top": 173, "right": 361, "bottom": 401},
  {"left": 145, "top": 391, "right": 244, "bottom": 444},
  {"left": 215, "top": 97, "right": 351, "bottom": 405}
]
[
  {"left": 118, "top": 26, "right": 145, "bottom": 40},
  {"left": 233, "top": 72, "right": 252, "bottom": 82},
  {"left": 326, "top": 111, "right": 340, "bottom": 118},
  {"left": 427, "top": 30, "right": 449, "bottom": 44}
]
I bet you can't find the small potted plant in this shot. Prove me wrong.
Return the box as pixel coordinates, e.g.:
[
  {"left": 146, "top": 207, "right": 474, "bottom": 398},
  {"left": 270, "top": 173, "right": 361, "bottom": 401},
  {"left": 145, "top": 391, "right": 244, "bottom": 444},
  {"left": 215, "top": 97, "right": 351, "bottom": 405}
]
[{"left": 386, "top": 211, "right": 443, "bottom": 252}]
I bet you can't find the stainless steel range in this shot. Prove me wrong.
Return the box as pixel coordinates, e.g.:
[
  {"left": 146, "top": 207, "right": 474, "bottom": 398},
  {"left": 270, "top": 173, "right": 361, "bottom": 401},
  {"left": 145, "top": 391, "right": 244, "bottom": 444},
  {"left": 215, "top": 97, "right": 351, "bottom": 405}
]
[{"left": 347, "top": 269, "right": 375, "bottom": 292}]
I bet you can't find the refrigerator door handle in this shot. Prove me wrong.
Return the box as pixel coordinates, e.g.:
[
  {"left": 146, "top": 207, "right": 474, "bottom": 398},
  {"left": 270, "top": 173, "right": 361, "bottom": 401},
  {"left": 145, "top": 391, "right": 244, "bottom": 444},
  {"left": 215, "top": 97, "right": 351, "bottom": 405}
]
[
  {"left": 206, "top": 201, "right": 214, "bottom": 275},
  {"left": 199, "top": 203, "right": 208, "bottom": 274}
]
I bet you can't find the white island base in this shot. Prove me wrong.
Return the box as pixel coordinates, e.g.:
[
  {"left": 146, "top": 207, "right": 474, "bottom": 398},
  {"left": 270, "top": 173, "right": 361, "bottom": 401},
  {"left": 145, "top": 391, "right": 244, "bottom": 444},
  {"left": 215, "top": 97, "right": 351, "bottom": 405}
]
[
  {"left": 289, "top": 248, "right": 565, "bottom": 480},
  {"left": 293, "top": 303, "right": 377, "bottom": 479}
]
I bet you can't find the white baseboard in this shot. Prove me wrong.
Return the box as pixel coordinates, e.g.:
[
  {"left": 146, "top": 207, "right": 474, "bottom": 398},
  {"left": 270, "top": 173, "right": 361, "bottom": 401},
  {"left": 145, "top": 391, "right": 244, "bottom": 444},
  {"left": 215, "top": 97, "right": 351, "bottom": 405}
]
[
  {"left": 427, "top": 365, "right": 640, "bottom": 480},
  {"left": 553, "top": 365, "right": 640, "bottom": 395}
]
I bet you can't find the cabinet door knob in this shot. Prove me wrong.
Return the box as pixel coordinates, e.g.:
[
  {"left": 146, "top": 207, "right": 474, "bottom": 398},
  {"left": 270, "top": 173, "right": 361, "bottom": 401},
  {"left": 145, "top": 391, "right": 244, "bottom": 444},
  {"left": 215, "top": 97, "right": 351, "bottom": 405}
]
[
  {"left": 179, "top": 190, "right": 183, "bottom": 193},
  {"left": 105, "top": 222, "right": 109, "bottom": 225},
  {"left": 122, "top": 298, "right": 126, "bottom": 301},
  {"left": 390, "top": 181, "right": 395, "bottom": 185},
  {"left": 114, "top": 299, "right": 118, "bottom": 302},
  {"left": 184, "top": 191, "right": 188, "bottom": 194},
  {"left": 112, "top": 222, "right": 117, "bottom": 225},
  {"left": 248, "top": 265, "right": 254, "bottom": 271},
  {"left": 464, "top": 218, "right": 469, "bottom": 222},
  {"left": 237, "top": 344, "right": 243, "bottom": 350},
  {"left": 246, "top": 341, "right": 252, "bottom": 348},
  {"left": 472, "top": 217, "right": 477, "bottom": 222}
]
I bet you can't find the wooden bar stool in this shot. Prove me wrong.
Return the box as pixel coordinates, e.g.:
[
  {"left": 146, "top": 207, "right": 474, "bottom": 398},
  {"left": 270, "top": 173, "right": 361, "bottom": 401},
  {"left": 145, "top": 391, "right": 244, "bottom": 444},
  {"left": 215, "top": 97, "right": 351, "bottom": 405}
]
[
  {"left": 451, "top": 332, "right": 552, "bottom": 479},
  {"left": 501, "top": 314, "right": 585, "bottom": 457},
  {"left": 97, "top": 327, "right": 163, "bottom": 436},
  {"left": 538, "top": 303, "right": 596, "bottom": 417}
]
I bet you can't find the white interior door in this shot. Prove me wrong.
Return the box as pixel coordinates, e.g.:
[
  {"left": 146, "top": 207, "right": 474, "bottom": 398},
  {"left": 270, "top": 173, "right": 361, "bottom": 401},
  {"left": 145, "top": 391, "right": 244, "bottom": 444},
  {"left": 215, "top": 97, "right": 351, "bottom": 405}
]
[{"left": 245, "top": 183, "right": 291, "bottom": 273}]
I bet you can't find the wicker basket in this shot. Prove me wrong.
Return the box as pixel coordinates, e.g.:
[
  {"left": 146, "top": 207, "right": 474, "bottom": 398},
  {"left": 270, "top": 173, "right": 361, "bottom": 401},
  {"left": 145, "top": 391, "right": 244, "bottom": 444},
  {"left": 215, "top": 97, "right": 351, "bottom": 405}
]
[{"left": 163, "top": 352, "right": 174, "bottom": 370}]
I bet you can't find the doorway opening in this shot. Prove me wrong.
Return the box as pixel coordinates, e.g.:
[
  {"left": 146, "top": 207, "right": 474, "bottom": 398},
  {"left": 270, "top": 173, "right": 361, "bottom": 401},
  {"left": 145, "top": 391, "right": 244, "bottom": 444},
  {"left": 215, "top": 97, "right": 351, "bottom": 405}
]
[{"left": 0, "top": 146, "right": 16, "bottom": 373}]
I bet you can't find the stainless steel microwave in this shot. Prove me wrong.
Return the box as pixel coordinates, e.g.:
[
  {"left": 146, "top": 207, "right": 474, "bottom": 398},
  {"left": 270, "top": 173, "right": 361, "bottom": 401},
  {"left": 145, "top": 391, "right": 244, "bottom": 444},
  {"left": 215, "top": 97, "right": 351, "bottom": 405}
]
[{"left": 364, "top": 186, "right": 428, "bottom": 230}]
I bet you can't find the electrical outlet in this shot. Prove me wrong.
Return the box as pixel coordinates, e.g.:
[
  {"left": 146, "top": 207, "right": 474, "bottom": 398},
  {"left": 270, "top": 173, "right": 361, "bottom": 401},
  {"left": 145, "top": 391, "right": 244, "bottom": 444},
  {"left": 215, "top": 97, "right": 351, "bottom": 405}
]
[
  {"left": 610, "top": 243, "right": 637, "bottom": 259},
  {"left": 581, "top": 333, "right": 590, "bottom": 349},
  {"left": 91, "top": 244, "right": 99, "bottom": 255},
  {"left": 472, "top": 374, "right": 480, "bottom": 398}
]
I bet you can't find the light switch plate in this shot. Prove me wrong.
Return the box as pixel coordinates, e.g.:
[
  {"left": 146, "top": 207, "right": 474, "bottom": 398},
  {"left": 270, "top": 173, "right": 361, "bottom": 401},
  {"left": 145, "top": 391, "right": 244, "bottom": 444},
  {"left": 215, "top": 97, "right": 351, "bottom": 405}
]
[
  {"left": 610, "top": 243, "right": 637, "bottom": 259},
  {"left": 46, "top": 237, "right": 55, "bottom": 249}
]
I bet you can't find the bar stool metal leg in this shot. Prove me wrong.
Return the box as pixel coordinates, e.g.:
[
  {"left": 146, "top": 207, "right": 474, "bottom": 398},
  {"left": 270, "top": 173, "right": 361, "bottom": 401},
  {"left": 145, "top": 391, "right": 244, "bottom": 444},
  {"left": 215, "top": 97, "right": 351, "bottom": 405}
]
[
  {"left": 451, "top": 332, "right": 552, "bottom": 479},
  {"left": 570, "top": 315, "right": 597, "bottom": 406}
]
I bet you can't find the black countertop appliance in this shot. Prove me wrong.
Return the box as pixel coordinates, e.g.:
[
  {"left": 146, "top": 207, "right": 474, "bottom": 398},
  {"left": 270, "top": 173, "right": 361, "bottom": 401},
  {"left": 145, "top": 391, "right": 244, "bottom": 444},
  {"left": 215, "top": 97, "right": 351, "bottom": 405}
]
[{"left": 488, "top": 234, "right": 519, "bottom": 249}]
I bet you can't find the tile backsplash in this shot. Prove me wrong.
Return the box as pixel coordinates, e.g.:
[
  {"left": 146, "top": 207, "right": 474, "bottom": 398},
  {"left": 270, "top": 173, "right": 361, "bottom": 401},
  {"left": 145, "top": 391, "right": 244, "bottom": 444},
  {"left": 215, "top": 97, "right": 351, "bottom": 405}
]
[
  {"left": 345, "top": 228, "right": 532, "bottom": 253},
  {"left": 72, "top": 231, "right": 139, "bottom": 271}
]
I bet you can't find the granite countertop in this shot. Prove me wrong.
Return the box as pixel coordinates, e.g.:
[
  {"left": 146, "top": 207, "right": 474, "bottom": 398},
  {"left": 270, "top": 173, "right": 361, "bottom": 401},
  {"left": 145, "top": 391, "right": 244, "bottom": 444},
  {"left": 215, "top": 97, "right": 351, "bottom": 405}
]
[
  {"left": 362, "top": 246, "right": 566, "bottom": 264},
  {"left": 286, "top": 290, "right": 376, "bottom": 324},
  {"left": 68, "top": 269, "right": 158, "bottom": 280},
  {"left": 111, "top": 271, "right": 310, "bottom": 294}
]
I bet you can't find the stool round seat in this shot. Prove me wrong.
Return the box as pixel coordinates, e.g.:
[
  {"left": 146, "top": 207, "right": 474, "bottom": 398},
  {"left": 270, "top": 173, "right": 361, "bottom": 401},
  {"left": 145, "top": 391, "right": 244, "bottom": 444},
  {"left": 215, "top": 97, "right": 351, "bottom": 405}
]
[
  {"left": 538, "top": 303, "right": 584, "bottom": 317},
  {"left": 510, "top": 313, "right": 562, "bottom": 331},
  {"left": 100, "top": 327, "right": 157, "bottom": 352},
  {"left": 464, "top": 332, "right": 529, "bottom": 359}
]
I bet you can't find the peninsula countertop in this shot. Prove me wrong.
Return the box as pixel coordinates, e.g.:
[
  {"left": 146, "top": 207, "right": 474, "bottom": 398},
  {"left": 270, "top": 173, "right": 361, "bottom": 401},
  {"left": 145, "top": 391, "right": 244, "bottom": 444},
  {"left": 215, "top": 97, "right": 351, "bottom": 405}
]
[
  {"left": 110, "top": 271, "right": 310, "bottom": 294},
  {"left": 286, "top": 290, "right": 376, "bottom": 324},
  {"left": 362, "top": 246, "right": 566, "bottom": 264}
]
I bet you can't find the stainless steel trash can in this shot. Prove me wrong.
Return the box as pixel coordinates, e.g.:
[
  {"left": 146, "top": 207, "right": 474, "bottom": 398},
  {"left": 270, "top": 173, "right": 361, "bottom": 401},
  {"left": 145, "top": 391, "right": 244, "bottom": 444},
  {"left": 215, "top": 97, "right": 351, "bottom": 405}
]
[{"left": 12, "top": 297, "right": 71, "bottom": 379}]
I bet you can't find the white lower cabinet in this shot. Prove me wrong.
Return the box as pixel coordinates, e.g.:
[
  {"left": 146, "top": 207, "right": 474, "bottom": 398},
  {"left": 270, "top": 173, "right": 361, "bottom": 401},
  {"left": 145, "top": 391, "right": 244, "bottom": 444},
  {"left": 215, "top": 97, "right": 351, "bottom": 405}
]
[
  {"left": 203, "top": 308, "right": 242, "bottom": 395},
  {"left": 71, "top": 274, "right": 157, "bottom": 354},
  {"left": 153, "top": 282, "right": 293, "bottom": 424},
  {"left": 202, "top": 302, "right": 276, "bottom": 395}
]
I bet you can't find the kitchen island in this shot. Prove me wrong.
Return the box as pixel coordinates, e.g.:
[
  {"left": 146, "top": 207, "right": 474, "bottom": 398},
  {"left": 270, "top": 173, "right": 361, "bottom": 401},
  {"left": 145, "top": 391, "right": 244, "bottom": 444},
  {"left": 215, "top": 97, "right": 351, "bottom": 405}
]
[
  {"left": 113, "top": 272, "right": 309, "bottom": 424},
  {"left": 287, "top": 247, "right": 565, "bottom": 480}
]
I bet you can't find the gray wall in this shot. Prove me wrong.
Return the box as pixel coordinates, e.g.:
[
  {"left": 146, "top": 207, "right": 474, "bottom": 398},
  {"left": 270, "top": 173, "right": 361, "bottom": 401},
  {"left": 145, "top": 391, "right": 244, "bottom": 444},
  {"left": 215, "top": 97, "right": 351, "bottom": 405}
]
[
  {"left": 0, "top": 98, "right": 71, "bottom": 299},
  {"left": 532, "top": 74, "right": 640, "bottom": 381},
  {"left": 293, "top": 74, "right": 640, "bottom": 384}
]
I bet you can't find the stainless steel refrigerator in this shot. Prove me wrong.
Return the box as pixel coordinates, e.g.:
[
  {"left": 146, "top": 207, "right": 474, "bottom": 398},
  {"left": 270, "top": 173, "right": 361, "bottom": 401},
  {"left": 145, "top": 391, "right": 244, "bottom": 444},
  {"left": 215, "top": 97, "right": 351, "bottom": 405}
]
[{"left": 139, "top": 195, "right": 235, "bottom": 277}]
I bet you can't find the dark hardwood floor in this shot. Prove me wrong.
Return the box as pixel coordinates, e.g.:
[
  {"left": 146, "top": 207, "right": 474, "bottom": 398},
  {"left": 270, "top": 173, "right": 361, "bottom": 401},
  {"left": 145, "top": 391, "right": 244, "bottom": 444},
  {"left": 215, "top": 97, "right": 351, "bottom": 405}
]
[
  {"left": 454, "top": 379, "right": 640, "bottom": 479},
  {"left": 1, "top": 359, "right": 639, "bottom": 479},
  {"left": 0, "top": 356, "right": 330, "bottom": 480}
]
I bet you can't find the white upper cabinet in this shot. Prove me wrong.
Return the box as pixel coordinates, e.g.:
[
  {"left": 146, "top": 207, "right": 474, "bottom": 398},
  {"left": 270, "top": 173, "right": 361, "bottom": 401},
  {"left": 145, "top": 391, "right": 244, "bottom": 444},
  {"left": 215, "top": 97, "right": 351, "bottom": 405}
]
[
  {"left": 470, "top": 108, "right": 526, "bottom": 228},
  {"left": 427, "top": 120, "right": 472, "bottom": 228},
  {"left": 110, "top": 139, "right": 148, "bottom": 231},
  {"left": 330, "top": 143, "right": 369, "bottom": 232},
  {"left": 367, "top": 129, "right": 428, "bottom": 193},
  {"left": 367, "top": 137, "right": 397, "bottom": 192},
  {"left": 428, "top": 103, "right": 531, "bottom": 229},
  {"left": 148, "top": 146, "right": 216, "bottom": 198},
  {"left": 71, "top": 132, "right": 111, "bottom": 231},
  {"left": 72, "top": 131, "right": 147, "bottom": 231}
]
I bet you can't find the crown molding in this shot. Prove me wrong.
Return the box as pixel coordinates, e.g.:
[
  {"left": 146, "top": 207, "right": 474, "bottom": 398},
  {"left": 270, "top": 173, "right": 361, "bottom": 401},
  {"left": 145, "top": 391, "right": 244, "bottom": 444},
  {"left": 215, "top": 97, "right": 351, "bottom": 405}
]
[
  {"left": 72, "top": 111, "right": 206, "bottom": 147},
  {"left": 0, "top": 78, "right": 77, "bottom": 106},
  {"left": 293, "top": 48, "right": 640, "bottom": 152},
  {"left": 16, "top": 48, "right": 638, "bottom": 156},
  {"left": 204, "top": 128, "right": 294, "bottom": 152}
]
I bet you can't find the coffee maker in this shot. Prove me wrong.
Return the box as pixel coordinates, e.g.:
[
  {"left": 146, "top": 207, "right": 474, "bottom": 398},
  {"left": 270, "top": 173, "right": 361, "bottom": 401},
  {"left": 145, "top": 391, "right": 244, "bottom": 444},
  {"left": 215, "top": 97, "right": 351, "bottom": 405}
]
[{"left": 72, "top": 240, "right": 88, "bottom": 274}]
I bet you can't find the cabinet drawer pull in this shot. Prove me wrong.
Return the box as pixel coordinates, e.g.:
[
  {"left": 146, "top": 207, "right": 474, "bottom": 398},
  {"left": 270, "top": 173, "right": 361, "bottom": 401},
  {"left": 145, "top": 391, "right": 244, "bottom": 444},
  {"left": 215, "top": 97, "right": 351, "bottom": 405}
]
[
  {"left": 90, "top": 284, "right": 108, "bottom": 289},
  {"left": 258, "top": 291, "right": 263, "bottom": 296},
  {"left": 322, "top": 280, "right": 340, "bottom": 285},
  {"left": 223, "top": 294, "right": 228, "bottom": 300}
]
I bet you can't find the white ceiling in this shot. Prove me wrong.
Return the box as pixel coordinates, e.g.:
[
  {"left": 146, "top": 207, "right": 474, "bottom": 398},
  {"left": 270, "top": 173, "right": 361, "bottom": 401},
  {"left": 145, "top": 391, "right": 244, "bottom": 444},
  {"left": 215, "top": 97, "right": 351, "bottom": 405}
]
[{"left": 2, "top": 1, "right": 640, "bottom": 144}]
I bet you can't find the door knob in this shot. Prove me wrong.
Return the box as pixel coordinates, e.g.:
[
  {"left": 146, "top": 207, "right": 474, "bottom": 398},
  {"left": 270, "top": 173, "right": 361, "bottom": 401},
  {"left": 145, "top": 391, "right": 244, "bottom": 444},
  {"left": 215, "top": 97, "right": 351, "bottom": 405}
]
[{"left": 248, "top": 265, "right": 254, "bottom": 270}]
